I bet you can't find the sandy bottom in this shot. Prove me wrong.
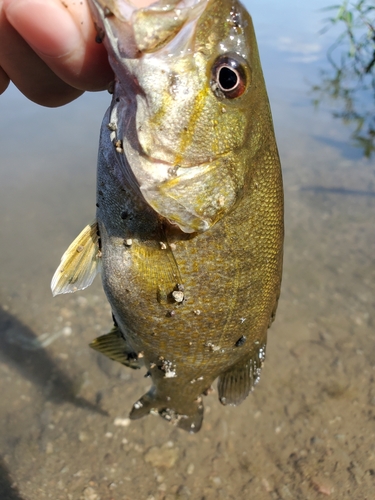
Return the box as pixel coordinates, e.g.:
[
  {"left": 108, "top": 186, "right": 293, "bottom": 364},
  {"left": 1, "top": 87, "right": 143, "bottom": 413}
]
[{"left": 0, "top": 88, "right": 374, "bottom": 500}]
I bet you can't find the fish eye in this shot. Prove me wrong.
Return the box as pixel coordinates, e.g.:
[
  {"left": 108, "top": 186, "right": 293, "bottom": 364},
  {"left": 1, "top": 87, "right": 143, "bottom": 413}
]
[{"left": 211, "top": 54, "right": 248, "bottom": 99}]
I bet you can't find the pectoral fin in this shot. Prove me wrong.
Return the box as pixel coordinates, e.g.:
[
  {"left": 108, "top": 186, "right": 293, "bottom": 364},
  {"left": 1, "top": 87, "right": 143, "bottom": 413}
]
[
  {"left": 89, "top": 326, "right": 141, "bottom": 370},
  {"left": 218, "top": 342, "right": 266, "bottom": 406},
  {"left": 130, "top": 234, "right": 183, "bottom": 306},
  {"left": 51, "top": 220, "right": 101, "bottom": 296}
]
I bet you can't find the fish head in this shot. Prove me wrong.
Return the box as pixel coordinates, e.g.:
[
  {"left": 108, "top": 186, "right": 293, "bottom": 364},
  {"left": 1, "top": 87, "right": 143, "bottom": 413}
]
[{"left": 89, "top": 0, "right": 271, "bottom": 233}]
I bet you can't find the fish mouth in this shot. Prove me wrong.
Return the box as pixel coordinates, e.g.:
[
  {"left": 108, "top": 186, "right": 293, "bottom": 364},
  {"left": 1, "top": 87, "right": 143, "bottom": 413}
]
[
  {"left": 92, "top": 0, "right": 206, "bottom": 22},
  {"left": 89, "top": 0, "right": 209, "bottom": 58}
]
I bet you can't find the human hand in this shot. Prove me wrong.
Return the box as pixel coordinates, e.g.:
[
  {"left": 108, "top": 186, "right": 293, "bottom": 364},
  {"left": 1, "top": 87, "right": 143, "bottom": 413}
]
[{"left": 0, "top": 0, "right": 154, "bottom": 107}]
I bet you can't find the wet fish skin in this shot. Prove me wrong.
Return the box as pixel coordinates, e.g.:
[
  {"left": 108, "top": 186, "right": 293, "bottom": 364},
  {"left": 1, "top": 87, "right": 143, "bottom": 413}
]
[{"left": 60, "top": 0, "right": 283, "bottom": 432}]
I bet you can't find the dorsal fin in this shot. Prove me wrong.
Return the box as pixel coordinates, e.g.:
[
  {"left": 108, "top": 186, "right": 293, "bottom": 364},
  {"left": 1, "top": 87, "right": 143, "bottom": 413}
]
[
  {"left": 218, "top": 342, "right": 266, "bottom": 406},
  {"left": 90, "top": 325, "right": 141, "bottom": 369},
  {"left": 51, "top": 220, "right": 101, "bottom": 296}
]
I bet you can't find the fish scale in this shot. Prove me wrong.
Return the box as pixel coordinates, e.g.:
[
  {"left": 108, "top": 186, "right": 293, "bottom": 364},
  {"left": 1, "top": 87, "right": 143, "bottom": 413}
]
[{"left": 52, "top": 0, "right": 283, "bottom": 433}]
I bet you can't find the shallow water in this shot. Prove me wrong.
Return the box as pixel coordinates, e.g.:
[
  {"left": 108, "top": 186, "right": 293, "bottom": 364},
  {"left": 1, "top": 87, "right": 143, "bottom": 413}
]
[{"left": 0, "top": 1, "right": 374, "bottom": 499}]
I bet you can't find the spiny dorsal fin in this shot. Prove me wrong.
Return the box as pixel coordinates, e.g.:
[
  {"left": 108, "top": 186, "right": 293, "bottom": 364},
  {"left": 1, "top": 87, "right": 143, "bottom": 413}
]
[
  {"left": 218, "top": 342, "right": 267, "bottom": 406},
  {"left": 89, "top": 326, "right": 141, "bottom": 369},
  {"left": 51, "top": 220, "right": 101, "bottom": 296}
]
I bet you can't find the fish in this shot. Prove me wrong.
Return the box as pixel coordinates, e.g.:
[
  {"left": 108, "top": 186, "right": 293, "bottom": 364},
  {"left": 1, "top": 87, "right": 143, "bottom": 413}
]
[{"left": 51, "top": 0, "right": 284, "bottom": 433}]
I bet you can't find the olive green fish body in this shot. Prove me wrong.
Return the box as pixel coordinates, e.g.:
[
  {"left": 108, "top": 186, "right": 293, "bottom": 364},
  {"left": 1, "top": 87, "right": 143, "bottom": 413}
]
[{"left": 53, "top": 0, "right": 283, "bottom": 432}]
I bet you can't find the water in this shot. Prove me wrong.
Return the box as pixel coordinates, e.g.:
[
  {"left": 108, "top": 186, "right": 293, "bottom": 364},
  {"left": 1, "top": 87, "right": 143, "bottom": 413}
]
[{"left": 0, "top": 1, "right": 374, "bottom": 499}]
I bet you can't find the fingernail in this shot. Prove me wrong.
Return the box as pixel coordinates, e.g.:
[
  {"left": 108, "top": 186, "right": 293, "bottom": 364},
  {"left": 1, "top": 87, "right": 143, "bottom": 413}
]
[{"left": 5, "top": 0, "right": 82, "bottom": 58}]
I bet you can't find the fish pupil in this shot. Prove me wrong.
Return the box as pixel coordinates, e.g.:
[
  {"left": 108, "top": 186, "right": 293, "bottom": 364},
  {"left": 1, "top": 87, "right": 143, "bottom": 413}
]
[{"left": 218, "top": 66, "right": 239, "bottom": 91}]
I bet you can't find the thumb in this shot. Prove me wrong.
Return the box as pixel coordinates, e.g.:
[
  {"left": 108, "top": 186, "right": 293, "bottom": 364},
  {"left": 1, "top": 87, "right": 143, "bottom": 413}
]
[{"left": 4, "top": 0, "right": 113, "bottom": 91}]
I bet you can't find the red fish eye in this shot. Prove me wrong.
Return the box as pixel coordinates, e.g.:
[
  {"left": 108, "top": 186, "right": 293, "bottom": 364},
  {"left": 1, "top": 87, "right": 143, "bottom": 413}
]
[{"left": 212, "top": 54, "right": 248, "bottom": 99}]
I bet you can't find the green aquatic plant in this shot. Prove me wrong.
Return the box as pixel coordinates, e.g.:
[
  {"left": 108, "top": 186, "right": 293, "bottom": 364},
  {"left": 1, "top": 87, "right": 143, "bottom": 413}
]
[{"left": 312, "top": 0, "right": 375, "bottom": 157}]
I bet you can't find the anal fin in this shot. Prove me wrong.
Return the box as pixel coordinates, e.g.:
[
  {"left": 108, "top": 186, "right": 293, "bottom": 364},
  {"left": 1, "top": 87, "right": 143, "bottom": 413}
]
[
  {"left": 89, "top": 326, "right": 141, "bottom": 370},
  {"left": 218, "top": 342, "right": 266, "bottom": 406}
]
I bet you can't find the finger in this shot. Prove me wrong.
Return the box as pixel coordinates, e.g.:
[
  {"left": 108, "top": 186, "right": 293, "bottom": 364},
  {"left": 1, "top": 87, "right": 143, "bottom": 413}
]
[
  {"left": 0, "top": 5, "right": 83, "bottom": 106},
  {"left": 4, "top": 0, "right": 113, "bottom": 92},
  {"left": 0, "top": 66, "right": 10, "bottom": 94}
]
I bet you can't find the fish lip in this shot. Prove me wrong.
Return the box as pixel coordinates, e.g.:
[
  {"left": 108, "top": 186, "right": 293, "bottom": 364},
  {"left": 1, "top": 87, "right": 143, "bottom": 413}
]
[
  {"left": 92, "top": 0, "right": 207, "bottom": 22},
  {"left": 89, "top": 0, "right": 209, "bottom": 57}
]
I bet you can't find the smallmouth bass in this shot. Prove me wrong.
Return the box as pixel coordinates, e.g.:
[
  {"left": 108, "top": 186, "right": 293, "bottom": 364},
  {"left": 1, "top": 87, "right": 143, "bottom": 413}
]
[{"left": 52, "top": 0, "right": 283, "bottom": 432}]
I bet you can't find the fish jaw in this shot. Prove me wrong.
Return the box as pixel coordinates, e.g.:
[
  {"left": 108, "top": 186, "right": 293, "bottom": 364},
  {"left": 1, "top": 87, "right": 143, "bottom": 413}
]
[
  {"left": 105, "top": 73, "right": 245, "bottom": 233},
  {"left": 89, "top": 0, "right": 257, "bottom": 233},
  {"left": 88, "top": 0, "right": 209, "bottom": 59},
  {"left": 106, "top": 91, "right": 243, "bottom": 233},
  {"left": 88, "top": 0, "right": 217, "bottom": 169}
]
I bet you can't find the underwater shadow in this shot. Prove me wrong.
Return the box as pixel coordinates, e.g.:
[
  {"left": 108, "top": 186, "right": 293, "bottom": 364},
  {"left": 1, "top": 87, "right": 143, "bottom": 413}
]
[
  {"left": 0, "top": 459, "right": 24, "bottom": 500},
  {"left": 0, "top": 307, "right": 107, "bottom": 415}
]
